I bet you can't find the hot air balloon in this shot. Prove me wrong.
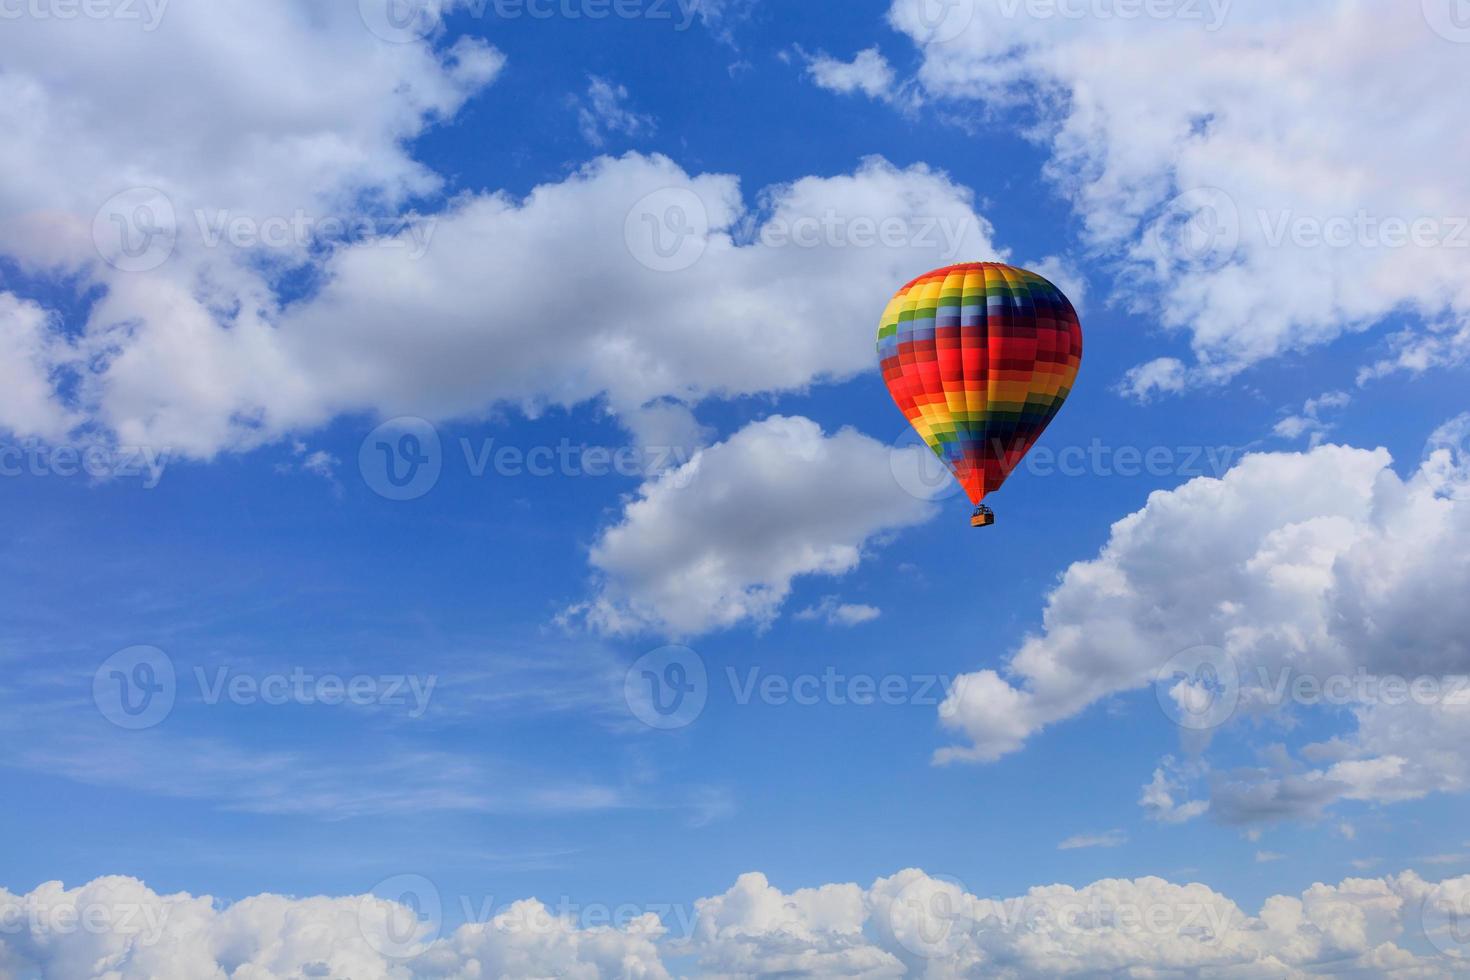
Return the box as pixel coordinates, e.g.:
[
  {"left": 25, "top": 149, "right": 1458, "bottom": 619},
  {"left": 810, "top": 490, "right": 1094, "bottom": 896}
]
[{"left": 877, "top": 262, "right": 1082, "bottom": 527}]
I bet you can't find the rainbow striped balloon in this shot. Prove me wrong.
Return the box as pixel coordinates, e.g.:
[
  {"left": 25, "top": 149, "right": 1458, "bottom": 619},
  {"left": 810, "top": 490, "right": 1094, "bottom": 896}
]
[{"left": 877, "top": 262, "right": 1083, "bottom": 506}]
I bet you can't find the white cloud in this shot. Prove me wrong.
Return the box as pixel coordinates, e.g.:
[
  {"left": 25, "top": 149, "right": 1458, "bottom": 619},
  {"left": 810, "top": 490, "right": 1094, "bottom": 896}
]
[
  {"left": 0, "top": 2, "right": 999, "bottom": 459},
  {"left": 1256, "top": 851, "right": 1285, "bottom": 863},
  {"left": 937, "top": 416, "right": 1470, "bottom": 824},
  {"left": 1140, "top": 762, "right": 1209, "bottom": 825},
  {"left": 1359, "top": 318, "right": 1470, "bottom": 385},
  {"left": 575, "top": 75, "right": 656, "bottom": 148},
  {"left": 6, "top": 867, "right": 1470, "bottom": 977},
  {"left": 795, "top": 596, "right": 883, "bottom": 627},
  {"left": 1058, "top": 829, "right": 1126, "bottom": 850},
  {"left": 0, "top": 875, "right": 669, "bottom": 980},
  {"left": 0, "top": 2, "right": 503, "bottom": 272},
  {"left": 1273, "top": 390, "right": 1350, "bottom": 445},
  {"left": 572, "top": 415, "right": 937, "bottom": 637},
  {"left": 883, "top": 0, "right": 1470, "bottom": 389},
  {"left": 0, "top": 293, "right": 79, "bottom": 441},
  {"left": 1118, "top": 357, "right": 1188, "bottom": 402},
  {"left": 15, "top": 150, "right": 996, "bottom": 456},
  {"left": 806, "top": 47, "right": 900, "bottom": 101}
]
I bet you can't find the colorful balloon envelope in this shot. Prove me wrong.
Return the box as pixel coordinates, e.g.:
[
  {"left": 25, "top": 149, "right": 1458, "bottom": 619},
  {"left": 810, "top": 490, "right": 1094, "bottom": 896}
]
[{"left": 877, "top": 262, "right": 1083, "bottom": 516}]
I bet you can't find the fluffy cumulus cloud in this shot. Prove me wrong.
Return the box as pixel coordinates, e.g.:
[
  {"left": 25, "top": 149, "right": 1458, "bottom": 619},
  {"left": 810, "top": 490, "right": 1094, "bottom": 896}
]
[
  {"left": 0, "top": 1, "right": 503, "bottom": 270},
  {"left": 6, "top": 868, "right": 1470, "bottom": 977},
  {"left": 256, "top": 154, "right": 993, "bottom": 444},
  {"left": 572, "top": 415, "right": 937, "bottom": 637},
  {"left": 0, "top": 0, "right": 999, "bottom": 459},
  {"left": 25, "top": 150, "right": 994, "bottom": 456},
  {"left": 806, "top": 47, "right": 900, "bottom": 101},
  {"left": 869, "top": 0, "right": 1470, "bottom": 391},
  {"left": 0, "top": 875, "right": 668, "bottom": 979},
  {"left": 0, "top": 293, "right": 80, "bottom": 441},
  {"left": 936, "top": 415, "right": 1470, "bottom": 824}
]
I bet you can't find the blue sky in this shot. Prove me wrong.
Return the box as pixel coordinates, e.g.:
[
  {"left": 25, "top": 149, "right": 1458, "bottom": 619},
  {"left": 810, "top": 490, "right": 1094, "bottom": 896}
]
[{"left": 2, "top": 0, "right": 1470, "bottom": 976}]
